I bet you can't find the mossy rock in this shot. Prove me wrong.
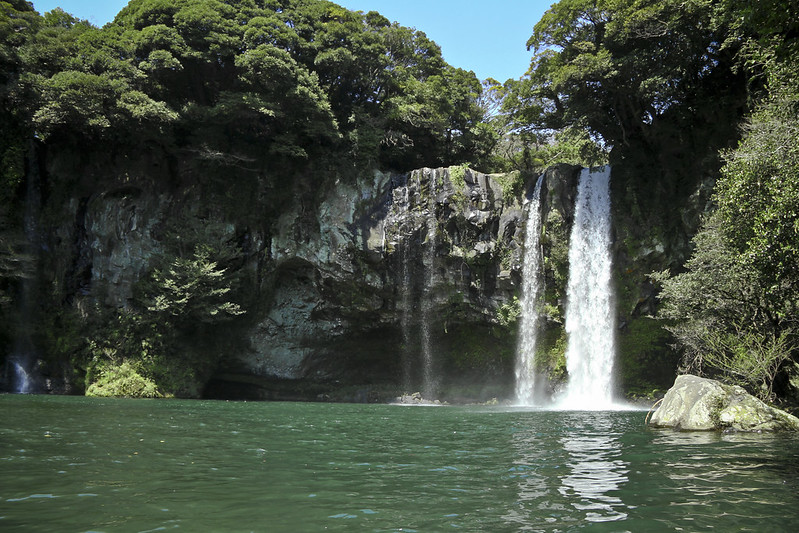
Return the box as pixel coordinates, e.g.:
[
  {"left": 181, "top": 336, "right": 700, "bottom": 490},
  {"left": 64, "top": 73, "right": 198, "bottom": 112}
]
[{"left": 649, "top": 374, "right": 799, "bottom": 431}]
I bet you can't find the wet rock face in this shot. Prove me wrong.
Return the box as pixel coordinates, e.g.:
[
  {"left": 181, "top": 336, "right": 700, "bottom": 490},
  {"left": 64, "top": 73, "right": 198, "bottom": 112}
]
[
  {"left": 55, "top": 161, "right": 699, "bottom": 397},
  {"left": 61, "top": 165, "right": 585, "bottom": 392},
  {"left": 241, "top": 167, "right": 534, "bottom": 382},
  {"left": 83, "top": 188, "right": 168, "bottom": 307},
  {"left": 649, "top": 374, "right": 799, "bottom": 431}
]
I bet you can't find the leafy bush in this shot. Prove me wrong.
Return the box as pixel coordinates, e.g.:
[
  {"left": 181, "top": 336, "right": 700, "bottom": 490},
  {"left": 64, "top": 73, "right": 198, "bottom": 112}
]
[
  {"left": 146, "top": 244, "right": 244, "bottom": 327},
  {"left": 496, "top": 296, "right": 521, "bottom": 327},
  {"left": 85, "top": 360, "right": 162, "bottom": 398}
]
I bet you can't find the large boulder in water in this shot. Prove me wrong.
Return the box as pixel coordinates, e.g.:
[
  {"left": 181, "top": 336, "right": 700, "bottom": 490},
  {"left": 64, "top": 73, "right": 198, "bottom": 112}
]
[{"left": 649, "top": 374, "right": 799, "bottom": 431}]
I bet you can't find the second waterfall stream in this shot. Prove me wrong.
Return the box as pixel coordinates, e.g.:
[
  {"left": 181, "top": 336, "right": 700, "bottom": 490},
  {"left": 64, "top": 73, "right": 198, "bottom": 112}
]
[{"left": 516, "top": 166, "right": 617, "bottom": 409}]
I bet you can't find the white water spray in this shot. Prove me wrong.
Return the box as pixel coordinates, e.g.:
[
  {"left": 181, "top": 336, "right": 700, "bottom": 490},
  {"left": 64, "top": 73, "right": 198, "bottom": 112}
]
[
  {"left": 12, "top": 358, "right": 33, "bottom": 394},
  {"left": 559, "top": 167, "right": 616, "bottom": 409},
  {"left": 515, "top": 175, "right": 545, "bottom": 405}
]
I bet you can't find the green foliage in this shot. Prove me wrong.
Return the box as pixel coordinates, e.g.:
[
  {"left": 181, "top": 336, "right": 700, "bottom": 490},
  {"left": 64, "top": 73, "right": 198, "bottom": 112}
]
[
  {"left": 146, "top": 244, "right": 244, "bottom": 326},
  {"left": 495, "top": 78, "right": 609, "bottom": 172},
  {"left": 385, "top": 64, "right": 493, "bottom": 169},
  {"left": 655, "top": 215, "right": 773, "bottom": 355},
  {"left": 522, "top": 0, "right": 742, "bottom": 147},
  {"left": 1, "top": 1, "right": 38, "bottom": 191},
  {"left": 657, "top": 198, "right": 798, "bottom": 402},
  {"left": 85, "top": 360, "right": 162, "bottom": 398},
  {"left": 491, "top": 171, "right": 526, "bottom": 204},
  {"left": 449, "top": 163, "right": 468, "bottom": 191},
  {"left": 80, "top": 308, "right": 165, "bottom": 393},
  {"left": 496, "top": 296, "right": 521, "bottom": 328},
  {"left": 535, "top": 327, "right": 567, "bottom": 383},
  {"left": 3, "top": 0, "right": 497, "bottom": 177},
  {"left": 29, "top": 70, "right": 177, "bottom": 139},
  {"left": 702, "top": 329, "right": 795, "bottom": 402},
  {"left": 715, "top": 88, "right": 799, "bottom": 310}
]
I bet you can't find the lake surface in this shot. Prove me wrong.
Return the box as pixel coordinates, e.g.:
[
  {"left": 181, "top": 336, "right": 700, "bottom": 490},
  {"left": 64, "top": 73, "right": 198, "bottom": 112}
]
[{"left": 1, "top": 395, "right": 798, "bottom": 532}]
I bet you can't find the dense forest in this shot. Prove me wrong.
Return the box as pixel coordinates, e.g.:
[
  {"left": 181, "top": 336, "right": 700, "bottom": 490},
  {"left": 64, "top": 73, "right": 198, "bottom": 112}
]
[{"left": 1, "top": 0, "right": 797, "bottom": 404}]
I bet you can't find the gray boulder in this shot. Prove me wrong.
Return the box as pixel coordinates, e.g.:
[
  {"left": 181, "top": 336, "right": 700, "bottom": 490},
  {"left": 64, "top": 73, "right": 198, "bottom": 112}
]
[{"left": 649, "top": 374, "right": 799, "bottom": 431}]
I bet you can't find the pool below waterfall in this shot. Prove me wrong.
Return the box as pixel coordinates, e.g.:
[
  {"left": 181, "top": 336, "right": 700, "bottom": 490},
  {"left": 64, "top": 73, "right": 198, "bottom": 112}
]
[{"left": 2, "top": 395, "right": 798, "bottom": 531}]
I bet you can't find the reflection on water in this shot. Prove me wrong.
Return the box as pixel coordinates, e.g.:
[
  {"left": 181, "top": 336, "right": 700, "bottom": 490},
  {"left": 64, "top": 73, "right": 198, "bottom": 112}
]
[
  {"left": 504, "top": 411, "right": 631, "bottom": 528},
  {"left": 503, "top": 420, "right": 559, "bottom": 529},
  {"left": 3, "top": 397, "right": 799, "bottom": 531},
  {"left": 650, "top": 428, "right": 799, "bottom": 516},
  {"left": 558, "top": 413, "right": 629, "bottom": 523}
]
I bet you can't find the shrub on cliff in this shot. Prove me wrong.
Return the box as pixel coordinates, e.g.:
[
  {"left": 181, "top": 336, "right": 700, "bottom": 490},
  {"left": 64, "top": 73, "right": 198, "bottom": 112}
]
[
  {"left": 145, "top": 245, "right": 245, "bottom": 328},
  {"left": 86, "top": 360, "right": 162, "bottom": 398}
]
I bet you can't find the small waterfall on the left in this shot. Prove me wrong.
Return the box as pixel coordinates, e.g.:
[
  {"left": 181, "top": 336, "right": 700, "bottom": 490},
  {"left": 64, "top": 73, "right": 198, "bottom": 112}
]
[
  {"left": 10, "top": 265, "right": 38, "bottom": 393},
  {"left": 396, "top": 169, "right": 439, "bottom": 401},
  {"left": 10, "top": 358, "right": 34, "bottom": 393},
  {"left": 420, "top": 169, "right": 438, "bottom": 399},
  {"left": 8, "top": 143, "right": 42, "bottom": 393},
  {"left": 515, "top": 175, "right": 545, "bottom": 405}
]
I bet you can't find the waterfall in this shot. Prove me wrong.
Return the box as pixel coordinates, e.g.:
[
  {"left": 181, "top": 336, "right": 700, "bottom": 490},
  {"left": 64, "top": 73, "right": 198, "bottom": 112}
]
[
  {"left": 400, "top": 232, "right": 413, "bottom": 391},
  {"left": 515, "top": 175, "right": 545, "bottom": 405},
  {"left": 559, "top": 167, "right": 616, "bottom": 409},
  {"left": 7, "top": 142, "right": 41, "bottom": 394},
  {"left": 11, "top": 358, "right": 33, "bottom": 394},
  {"left": 397, "top": 169, "right": 438, "bottom": 399},
  {"left": 420, "top": 169, "right": 438, "bottom": 399}
]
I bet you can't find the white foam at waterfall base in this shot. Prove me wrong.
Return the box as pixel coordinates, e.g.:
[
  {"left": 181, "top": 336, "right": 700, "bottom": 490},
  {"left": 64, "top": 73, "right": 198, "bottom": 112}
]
[
  {"left": 12, "top": 357, "right": 33, "bottom": 394},
  {"left": 558, "top": 166, "right": 617, "bottom": 410},
  {"left": 515, "top": 175, "right": 545, "bottom": 406}
]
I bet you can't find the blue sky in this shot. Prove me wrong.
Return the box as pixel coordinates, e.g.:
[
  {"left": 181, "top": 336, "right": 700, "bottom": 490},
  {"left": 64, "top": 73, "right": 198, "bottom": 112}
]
[{"left": 29, "top": 0, "right": 552, "bottom": 82}]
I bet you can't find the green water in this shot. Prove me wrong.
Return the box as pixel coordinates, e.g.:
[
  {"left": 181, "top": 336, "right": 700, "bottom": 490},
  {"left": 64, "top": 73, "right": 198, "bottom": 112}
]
[{"left": 1, "top": 395, "right": 798, "bottom": 532}]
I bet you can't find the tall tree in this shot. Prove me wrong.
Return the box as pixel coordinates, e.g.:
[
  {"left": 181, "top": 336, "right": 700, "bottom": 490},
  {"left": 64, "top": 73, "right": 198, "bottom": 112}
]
[{"left": 656, "top": 0, "right": 799, "bottom": 403}]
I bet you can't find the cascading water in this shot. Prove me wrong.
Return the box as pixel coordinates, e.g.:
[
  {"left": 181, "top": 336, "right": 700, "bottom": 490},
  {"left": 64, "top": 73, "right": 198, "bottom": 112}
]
[
  {"left": 515, "top": 175, "right": 545, "bottom": 405},
  {"left": 7, "top": 142, "right": 41, "bottom": 394},
  {"left": 400, "top": 228, "right": 413, "bottom": 391},
  {"left": 11, "top": 358, "right": 33, "bottom": 394},
  {"left": 420, "top": 169, "right": 438, "bottom": 399},
  {"left": 559, "top": 166, "right": 616, "bottom": 409},
  {"left": 396, "top": 169, "right": 438, "bottom": 399}
]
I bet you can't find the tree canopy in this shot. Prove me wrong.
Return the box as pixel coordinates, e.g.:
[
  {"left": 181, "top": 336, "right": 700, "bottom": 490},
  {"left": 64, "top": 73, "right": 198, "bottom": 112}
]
[
  {"left": 655, "top": 0, "right": 799, "bottom": 403},
  {"left": 513, "top": 0, "right": 746, "bottom": 149},
  {"left": 1, "top": 0, "right": 496, "bottom": 179}
]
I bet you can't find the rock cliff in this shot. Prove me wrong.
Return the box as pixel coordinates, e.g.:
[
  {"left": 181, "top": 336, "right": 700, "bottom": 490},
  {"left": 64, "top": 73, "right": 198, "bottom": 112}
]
[
  {"left": 9, "top": 153, "right": 702, "bottom": 401},
  {"left": 215, "top": 165, "right": 537, "bottom": 400}
]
